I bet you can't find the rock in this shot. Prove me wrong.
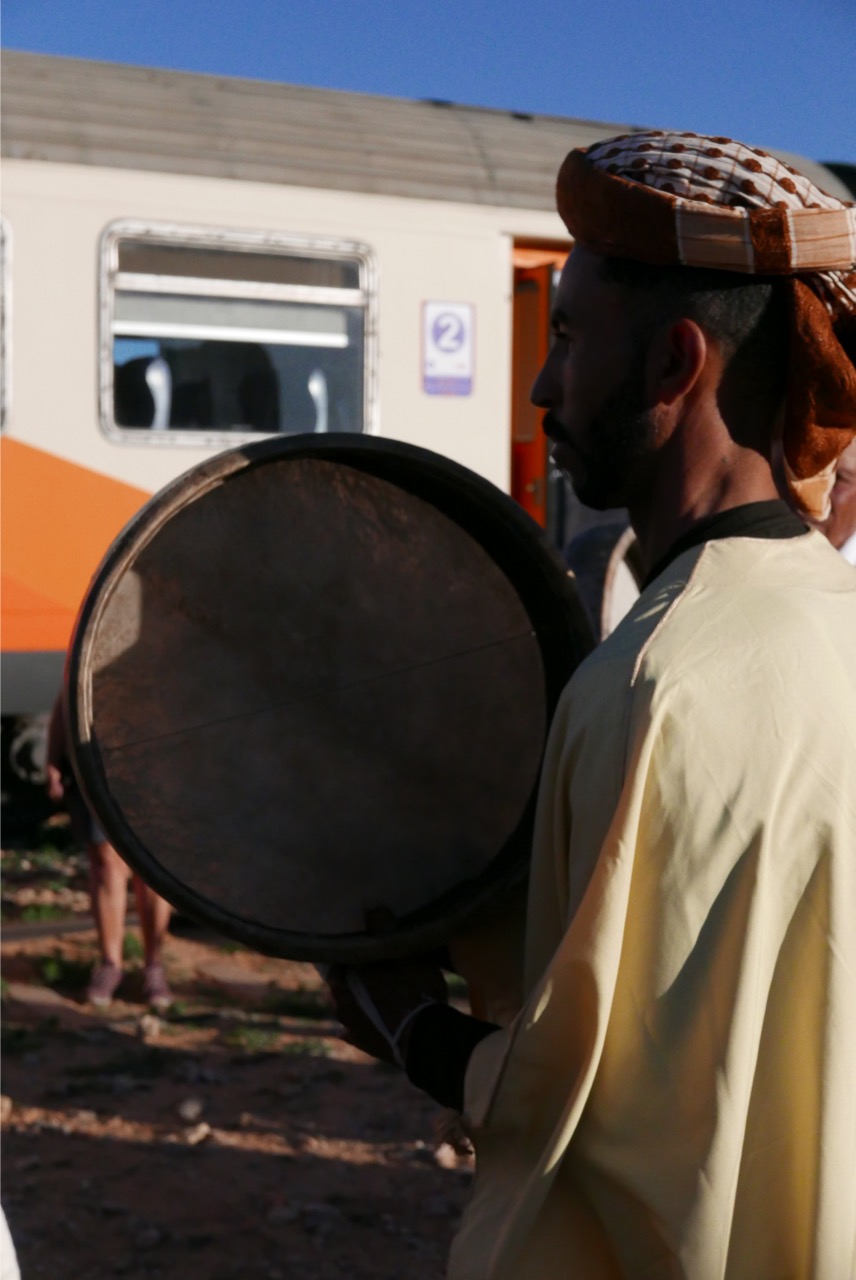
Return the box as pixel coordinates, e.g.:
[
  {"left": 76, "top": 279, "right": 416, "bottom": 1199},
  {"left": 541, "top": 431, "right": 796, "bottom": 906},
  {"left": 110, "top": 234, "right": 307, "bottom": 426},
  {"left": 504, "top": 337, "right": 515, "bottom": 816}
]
[
  {"left": 275, "top": 1083, "right": 303, "bottom": 1100},
  {"left": 173, "top": 1058, "right": 202, "bottom": 1084},
  {"left": 176, "top": 1097, "right": 205, "bottom": 1123},
  {"left": 84, "top": 1028, "right": 110, "bottom": 1045},
  {"left": 137, "top": 1014, "right": 162, "bottom": 1041},
  {"left": 301, "top": 1203, "right": 342, "bottom": 1236},
  {"left": 134, "top": 1225, "right": 163, "bottom": 1249},
  {"left": 434, "top": 1111, "right": 474, "bottom": 1156},
  {"left": 343, "top": 1206, "right": 377, "bottom": 1227},
  {"left": 184, "top": 1121, "right": 211, "bottom": 1146},
  {"left": 199, "top": 1065, "right": 229, "bottom": 1084},
  {"left": 312, "top": 1066, "right": 345, "bottom": 1084},
  {"left": 423, "top": 1196, "right": 456, "bottom": 1218},
  {"left": 265, "top": 1203, "right": 299, "bottom": 1226},
  {"left": 434, "top": 1141, "right": 462, "bottom": 1170},
  {"left": 110, "top": 1074, "right": 137, "bottom": 1096},
  {"left": 407, "top": 1144, "right": 435, "bottom": 1166},
  {"left": 185, "top": 1232, "right": 214, "bottom": 1249},
  {"left": 174, "top": 1059, "right": 228, "bottom": 1086}
]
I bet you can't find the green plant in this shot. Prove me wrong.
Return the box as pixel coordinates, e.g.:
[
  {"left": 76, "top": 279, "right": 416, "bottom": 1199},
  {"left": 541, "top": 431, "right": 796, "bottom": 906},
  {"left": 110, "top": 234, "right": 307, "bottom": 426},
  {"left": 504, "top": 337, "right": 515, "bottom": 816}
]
[
  {"left": 122, "top": 932, "right": 145, "bottom": 962},
  {"left": 21, "top": 903, "right": 67, "bottom": 922},
  {"left": 280, "top": 1037, "right": 334, "bottom": 1058},
  {"left": 222, "top": 1024, "right": 282, "bottom": 1053},
  {"left": 264, "top": 987, "right": 332, "bottom": 1019},
  {"left": 39, "top": 954, "right": 64, "bottom": 985},
  {"left": 38, "top": 951, "right": 93, "bottom": 990}
]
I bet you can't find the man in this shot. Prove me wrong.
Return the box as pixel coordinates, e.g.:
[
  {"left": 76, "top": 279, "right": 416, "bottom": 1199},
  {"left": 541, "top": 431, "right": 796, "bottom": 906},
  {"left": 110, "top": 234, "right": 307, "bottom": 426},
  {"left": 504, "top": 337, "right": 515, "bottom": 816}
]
[{"left": 328, "top": 133, "right": 856, "bottom": 1278}]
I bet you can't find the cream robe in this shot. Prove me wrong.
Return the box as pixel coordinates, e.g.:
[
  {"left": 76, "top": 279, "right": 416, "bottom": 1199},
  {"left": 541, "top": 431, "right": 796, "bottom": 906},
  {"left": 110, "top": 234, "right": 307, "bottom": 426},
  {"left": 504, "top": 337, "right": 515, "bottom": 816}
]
[{"left": 450, "top": 531, "right": 856, "bottom": 1280}]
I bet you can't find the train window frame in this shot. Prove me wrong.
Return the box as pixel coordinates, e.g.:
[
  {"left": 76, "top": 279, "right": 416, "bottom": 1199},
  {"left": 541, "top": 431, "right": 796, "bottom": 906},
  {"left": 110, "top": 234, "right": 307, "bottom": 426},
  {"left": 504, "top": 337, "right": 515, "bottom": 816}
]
[
  {"left": 1, "top": 216, "right": 10, "bottom": 430},
  {"left": 99, "top": 220, "right": 379, "bottom": 446}
]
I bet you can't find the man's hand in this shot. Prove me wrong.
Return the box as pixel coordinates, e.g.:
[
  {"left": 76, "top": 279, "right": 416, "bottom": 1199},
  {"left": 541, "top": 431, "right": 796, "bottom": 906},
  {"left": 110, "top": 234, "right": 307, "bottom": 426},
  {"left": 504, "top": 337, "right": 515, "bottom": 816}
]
[{"left": 325, "top": 958, "right": 448, "bottom": 1066}]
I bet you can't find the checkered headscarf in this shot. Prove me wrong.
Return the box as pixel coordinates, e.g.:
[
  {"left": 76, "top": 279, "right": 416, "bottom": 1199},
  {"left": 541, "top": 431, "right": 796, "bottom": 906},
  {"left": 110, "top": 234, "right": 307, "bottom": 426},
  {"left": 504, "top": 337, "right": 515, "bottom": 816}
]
[{"left": 557, "top": 131, "right": 856, "bottom": 519}]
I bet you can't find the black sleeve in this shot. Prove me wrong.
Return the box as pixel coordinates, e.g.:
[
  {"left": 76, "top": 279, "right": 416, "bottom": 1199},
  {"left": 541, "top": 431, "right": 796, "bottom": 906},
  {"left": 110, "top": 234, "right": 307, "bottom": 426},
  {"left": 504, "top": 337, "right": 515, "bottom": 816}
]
[{"left": 404, "top": 1003, "right": 500, "bottom": 1111}]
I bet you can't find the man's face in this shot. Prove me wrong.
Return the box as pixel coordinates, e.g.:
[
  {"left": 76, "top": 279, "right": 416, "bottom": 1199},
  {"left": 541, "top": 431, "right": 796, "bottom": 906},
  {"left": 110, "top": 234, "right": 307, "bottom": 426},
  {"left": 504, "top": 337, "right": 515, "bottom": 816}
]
[{"left": 531, "top": 247, "right": 657, "bottom": 510}]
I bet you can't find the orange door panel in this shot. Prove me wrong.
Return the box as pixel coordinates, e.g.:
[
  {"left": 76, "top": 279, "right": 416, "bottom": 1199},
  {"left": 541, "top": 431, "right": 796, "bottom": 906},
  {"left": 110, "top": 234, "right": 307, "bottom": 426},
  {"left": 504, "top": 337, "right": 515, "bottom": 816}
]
[
  {"left": 510, "top": 248, "right": 568, "bottom": 527},
  {"left": 1, "top": 439, "right": 151, "bottom": 653}
]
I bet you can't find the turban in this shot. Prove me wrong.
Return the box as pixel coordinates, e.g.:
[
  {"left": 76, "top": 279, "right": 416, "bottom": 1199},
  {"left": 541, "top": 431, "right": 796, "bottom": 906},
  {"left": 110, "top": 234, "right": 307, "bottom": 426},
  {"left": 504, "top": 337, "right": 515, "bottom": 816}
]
[{"left": 556, "top": 131, "right": 856, "bottom": 520}]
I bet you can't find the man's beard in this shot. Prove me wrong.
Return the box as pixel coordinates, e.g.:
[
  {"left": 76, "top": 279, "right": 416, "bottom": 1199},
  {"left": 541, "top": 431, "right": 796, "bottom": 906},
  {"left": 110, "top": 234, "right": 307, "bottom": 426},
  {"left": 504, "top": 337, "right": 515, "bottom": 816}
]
[{"left": 568, "top": 357, "right": 655, "bottom": 510}]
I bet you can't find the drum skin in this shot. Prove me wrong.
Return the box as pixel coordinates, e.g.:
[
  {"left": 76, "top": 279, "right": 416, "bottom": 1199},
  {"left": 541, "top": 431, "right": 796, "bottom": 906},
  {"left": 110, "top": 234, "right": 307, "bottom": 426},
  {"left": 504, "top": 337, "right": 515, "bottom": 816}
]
[{"left": 66, "top": 435, "right": 594, "bottom": 962}]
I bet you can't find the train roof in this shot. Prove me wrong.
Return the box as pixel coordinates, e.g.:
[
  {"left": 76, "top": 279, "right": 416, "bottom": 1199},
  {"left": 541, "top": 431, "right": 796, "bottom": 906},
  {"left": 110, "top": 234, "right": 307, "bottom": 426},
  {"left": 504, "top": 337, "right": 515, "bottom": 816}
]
[{"left": 2, "top": 49, "right": 852, "bottom": 208}]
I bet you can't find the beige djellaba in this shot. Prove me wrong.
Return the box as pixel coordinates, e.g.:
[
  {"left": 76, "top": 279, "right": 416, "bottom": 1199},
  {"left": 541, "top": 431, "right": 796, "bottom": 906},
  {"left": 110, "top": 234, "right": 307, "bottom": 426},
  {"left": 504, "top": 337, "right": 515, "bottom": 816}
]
[{"left": 449, "top": 529, "right": 856, "bottom": 1280}]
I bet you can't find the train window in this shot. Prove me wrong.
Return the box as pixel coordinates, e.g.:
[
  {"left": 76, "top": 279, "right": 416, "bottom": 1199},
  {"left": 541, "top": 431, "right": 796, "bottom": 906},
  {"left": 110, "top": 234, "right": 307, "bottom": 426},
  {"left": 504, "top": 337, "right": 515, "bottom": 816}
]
[
  {"left": 0, "top": 217, "right": 9, "bottom": 429},
  {"left": 100, "top": 222, "right": 376, "bottom": 443}
]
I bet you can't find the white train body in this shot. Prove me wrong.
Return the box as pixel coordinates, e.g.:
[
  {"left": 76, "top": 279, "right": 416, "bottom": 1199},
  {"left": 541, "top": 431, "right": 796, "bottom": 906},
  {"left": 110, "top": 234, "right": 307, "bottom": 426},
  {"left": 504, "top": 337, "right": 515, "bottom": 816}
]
[{"left": 2, "top": 51, "right": 850, "bottom": 725}]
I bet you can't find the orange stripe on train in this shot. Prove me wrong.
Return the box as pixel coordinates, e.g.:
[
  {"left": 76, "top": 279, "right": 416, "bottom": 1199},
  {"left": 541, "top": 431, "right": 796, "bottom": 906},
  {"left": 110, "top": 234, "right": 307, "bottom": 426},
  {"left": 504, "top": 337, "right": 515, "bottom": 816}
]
[{"left": 1, "top": 439, "right": 151, "bottom": 654}]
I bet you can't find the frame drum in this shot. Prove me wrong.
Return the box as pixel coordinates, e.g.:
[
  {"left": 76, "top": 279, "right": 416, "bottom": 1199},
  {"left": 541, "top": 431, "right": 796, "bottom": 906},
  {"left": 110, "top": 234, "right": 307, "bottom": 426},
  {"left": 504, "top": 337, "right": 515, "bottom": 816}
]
[{"left": 67, "top": 435, "right": 594, "bottom": 962}]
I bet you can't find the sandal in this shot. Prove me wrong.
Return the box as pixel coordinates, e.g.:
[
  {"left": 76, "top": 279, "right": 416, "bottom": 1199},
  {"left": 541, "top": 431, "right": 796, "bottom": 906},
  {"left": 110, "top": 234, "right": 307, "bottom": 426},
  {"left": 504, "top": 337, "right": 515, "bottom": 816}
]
[
  {"left": 142, "top": 963, "right": 173, "bottom": 1011},
  {"left": 86, "top": 962, "right": 123, "bottom": 1008}
]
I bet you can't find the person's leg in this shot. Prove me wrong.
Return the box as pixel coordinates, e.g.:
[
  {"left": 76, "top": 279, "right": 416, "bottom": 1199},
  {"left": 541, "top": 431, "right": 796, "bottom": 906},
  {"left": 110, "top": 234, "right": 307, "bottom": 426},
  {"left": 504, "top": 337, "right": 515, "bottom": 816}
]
[
  {"left": 86, "top": 840, "right": 130, "bottom": 1004},
  {"left": 133, "top": 876, "right": 173, "bottom": 1009},
  {"left": 133, "top": 876, "right": 172, "bottom": 967},
  {"left": 88, "top": 840, "right": 130, "bottom": 967}
]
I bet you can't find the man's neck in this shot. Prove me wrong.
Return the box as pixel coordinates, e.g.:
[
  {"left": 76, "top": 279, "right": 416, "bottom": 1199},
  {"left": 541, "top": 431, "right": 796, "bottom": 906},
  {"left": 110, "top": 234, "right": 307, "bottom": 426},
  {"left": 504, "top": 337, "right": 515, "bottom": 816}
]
[{"left": 627, "top": 432, "right": 780, "bottom": 576}]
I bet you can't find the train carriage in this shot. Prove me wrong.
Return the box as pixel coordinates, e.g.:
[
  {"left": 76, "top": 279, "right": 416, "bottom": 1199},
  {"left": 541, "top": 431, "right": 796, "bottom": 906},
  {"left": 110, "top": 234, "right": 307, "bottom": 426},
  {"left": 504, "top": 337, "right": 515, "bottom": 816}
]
[{"left": 1, "top": 50, "right": 850, "bottom": 787}]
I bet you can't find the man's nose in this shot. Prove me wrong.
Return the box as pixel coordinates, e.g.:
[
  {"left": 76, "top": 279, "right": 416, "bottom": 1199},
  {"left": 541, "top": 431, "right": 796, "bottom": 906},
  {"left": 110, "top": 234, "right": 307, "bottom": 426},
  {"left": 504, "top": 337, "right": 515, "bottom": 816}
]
[{"left": 530, "top": 353, "right": 554, "bottom": 409}]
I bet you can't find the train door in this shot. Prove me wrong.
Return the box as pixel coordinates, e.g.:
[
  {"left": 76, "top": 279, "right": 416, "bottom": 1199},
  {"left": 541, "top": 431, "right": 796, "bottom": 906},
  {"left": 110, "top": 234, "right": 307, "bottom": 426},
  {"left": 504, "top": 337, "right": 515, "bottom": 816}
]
[{"left": 510, "top": 246, "right": 568, "bottom": 545}]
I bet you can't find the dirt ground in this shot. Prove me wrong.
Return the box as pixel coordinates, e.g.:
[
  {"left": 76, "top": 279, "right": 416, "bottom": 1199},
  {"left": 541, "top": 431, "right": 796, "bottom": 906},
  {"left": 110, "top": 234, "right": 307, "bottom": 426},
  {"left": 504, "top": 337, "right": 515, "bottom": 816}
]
[{"left": 1, "top": 818, "right": 474, "bottom": 1279}]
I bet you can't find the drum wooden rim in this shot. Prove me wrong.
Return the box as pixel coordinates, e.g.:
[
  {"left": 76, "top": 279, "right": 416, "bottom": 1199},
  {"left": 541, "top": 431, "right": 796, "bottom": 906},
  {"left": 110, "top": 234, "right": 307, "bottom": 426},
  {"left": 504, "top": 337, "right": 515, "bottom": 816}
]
[{"left": 67, "top": 434, "right": 594, "bottom": 961}]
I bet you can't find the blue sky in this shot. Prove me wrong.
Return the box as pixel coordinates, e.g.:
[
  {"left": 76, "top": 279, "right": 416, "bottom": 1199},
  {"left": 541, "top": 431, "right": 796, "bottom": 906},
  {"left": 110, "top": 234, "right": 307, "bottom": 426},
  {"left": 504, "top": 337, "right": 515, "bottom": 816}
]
[{"left": 3, "top": 0, "right": 855, "bottom": 164}]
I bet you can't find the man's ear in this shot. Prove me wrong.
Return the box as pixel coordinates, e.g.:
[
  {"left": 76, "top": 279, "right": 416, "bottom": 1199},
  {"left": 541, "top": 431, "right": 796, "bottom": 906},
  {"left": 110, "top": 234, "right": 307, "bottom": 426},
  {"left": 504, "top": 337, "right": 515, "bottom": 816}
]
[{"left": 647, "top": 317, "right": 708, "bottom": 407}]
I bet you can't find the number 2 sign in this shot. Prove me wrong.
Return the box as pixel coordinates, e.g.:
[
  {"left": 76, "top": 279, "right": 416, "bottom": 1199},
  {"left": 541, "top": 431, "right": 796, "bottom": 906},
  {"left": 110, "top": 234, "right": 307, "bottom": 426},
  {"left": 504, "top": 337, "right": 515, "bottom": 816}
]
[{"left": 423, "top": 302, "right": 474, "bottom": 396}]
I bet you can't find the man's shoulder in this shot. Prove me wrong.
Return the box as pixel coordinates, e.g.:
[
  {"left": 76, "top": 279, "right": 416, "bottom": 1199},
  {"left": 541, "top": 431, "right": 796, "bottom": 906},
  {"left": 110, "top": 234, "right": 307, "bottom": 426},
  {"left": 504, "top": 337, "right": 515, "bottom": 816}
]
[
  {"left": 564, "top": 528, "right": 855, "bottom": 703},
  {"left": 652, "top": 527, "right": 853, "bottom": 629},
  {"left": 633, "top": 530, "right": 856, "bottom": 702}
]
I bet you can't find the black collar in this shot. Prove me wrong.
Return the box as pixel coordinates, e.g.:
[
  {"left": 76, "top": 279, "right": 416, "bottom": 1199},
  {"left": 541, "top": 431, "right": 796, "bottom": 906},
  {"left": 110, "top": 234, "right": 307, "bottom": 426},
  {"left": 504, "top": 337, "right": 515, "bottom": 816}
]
[{"left": 641, "top": 499, "right": 809, "bottom": 590}]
